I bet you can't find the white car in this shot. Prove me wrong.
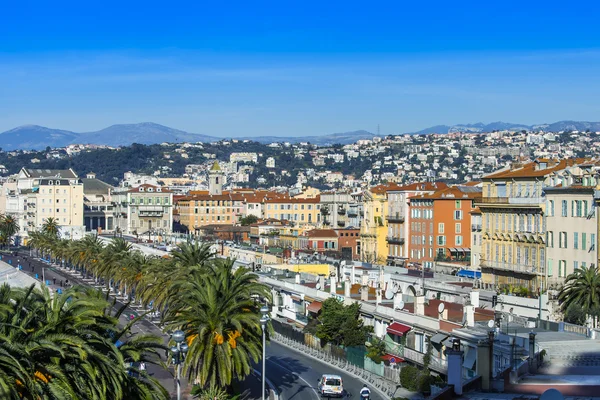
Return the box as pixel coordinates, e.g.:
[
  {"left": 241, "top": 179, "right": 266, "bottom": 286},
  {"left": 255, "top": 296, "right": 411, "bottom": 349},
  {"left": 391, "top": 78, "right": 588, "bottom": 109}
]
[{"left": 317, "top": 374, "right": 344, "bottom": 398}]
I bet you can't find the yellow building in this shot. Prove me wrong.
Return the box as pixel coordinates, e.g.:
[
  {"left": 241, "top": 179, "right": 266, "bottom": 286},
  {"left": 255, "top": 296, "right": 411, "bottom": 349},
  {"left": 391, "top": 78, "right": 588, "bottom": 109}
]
[
  {"left": 263, "top": 196, "right": 321, "bottom": 226},
  {"left": 360, "top": 184, "right": 393, "bottom": 263},
  {"left": 476, "top": 158, "right": 588, "bottom": 291}
]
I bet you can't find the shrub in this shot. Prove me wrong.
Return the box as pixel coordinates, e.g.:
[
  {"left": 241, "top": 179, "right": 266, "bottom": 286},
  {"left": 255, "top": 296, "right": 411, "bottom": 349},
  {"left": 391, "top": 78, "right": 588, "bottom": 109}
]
[{"left": 399, "top": 365, "right": 420, "bottom": 391}]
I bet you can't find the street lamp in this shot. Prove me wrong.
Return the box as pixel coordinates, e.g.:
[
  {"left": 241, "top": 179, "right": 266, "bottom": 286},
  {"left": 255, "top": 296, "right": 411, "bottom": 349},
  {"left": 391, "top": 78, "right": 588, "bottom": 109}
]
[
  {"left": 260, "top": 305, "right": 270, "bottom": 400},
  {"left": 171, "top": 330, "right": 188, "bottom": 400}
]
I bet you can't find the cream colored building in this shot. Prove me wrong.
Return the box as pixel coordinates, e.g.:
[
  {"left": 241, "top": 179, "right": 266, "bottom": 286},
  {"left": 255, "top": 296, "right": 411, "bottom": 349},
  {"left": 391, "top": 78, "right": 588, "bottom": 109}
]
[
  {"left": 545, "top": 182, "right": 597, "bottom": 289},
  {"left": 476, "top": 159, "right": 589, "bottom": 291},
  {"left": 3, "top": 168, "right": 86, "bottom": 240}
]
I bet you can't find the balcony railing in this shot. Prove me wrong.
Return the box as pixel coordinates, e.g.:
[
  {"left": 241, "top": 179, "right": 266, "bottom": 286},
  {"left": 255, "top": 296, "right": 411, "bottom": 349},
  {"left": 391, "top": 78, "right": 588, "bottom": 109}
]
[
  {"left": 348, "top": 211, "right": 358, "bottom": 217},
  {"left": 337, "top": 220, "right": 346, "bottom": 227},
  {"left": 386, "top": 213, "right": 405, "bottom": 223},
  {"left": 403, "top": 347, "right": 448, "bottom": 374},
  {"left": 479, "top": 197, "right": 544, "bottom": 206},
  {"left": 480, "top": 260, "right": 543, "bottom": 276},
  {"left": 386, "top": 236, "right": 405, "bottom": 245},
  {"left": 479, "top": 197, "right": 509, "bottom": 204},
  {"left": 337, "top": 208, "right": 346, "bottom": 215},
  {"left": 471, "top": 224, "right": 482, "bottom": 232}
]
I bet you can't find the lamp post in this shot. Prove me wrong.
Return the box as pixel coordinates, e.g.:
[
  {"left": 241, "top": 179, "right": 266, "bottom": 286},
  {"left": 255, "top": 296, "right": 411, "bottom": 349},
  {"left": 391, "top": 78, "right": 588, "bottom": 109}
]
[
  {"left": 171, "top": 330, "right": 188, "bottom": 400},
  {"left": 260, "top": 305, "right": 270, "bottom": 400}
]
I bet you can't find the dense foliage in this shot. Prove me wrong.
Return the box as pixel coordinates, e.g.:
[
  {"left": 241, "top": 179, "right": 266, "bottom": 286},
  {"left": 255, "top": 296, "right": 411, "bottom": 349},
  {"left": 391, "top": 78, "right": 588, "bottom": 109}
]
[
  {"left": 559, "top": 265, "right": 600, "bottom": 327},
  {"left": 0, "top": 284, "right": 168, "bottom": 400},
  {"left": 312, "top": 298, "right": 373, "bottom": 347},
  {"left": 26, "top": 234, "right": 271, "bottom": 394}
]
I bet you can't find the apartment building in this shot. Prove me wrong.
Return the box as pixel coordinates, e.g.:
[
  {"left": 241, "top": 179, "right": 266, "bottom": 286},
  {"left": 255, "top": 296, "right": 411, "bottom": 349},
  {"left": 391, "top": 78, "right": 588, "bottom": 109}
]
[
  {"left": 409, "top": 186, "right": 480, "bottom": 268},
  {"left": 263, "top": 196, "right": 321, "bottom": 226},
  {"left": 387, "top": 182, "right": 447, "bottom": 266},
  {"left": 470, "top": 208, "right": 483, "bottom": 269},
  {"left": 126, "top": 184, "right": 173, "bottom": 235},
  {"left": 9, "top": 168, "right": 85, "bottom": 239},
  {"left": 476, "top": 158, "right": 588, "bottom": 291},
  {"left": 545, "top": 181, "right": 597, "bottom": 289},
  {"left": 360, "top": 184, "right": 393, "bottom": 263},
  {"left": 319, "top": 191, "right": 360, "bottom": 229}
]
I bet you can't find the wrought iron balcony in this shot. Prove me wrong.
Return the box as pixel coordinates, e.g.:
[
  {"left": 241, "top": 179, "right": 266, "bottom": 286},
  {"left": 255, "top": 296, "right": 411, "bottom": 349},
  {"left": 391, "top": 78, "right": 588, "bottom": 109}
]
[
  {"left": 480, "top": 260, "right": 543, "bottom": 276},
  {"left": 386, "top": 213, "right": 405, "bottom": 223},
  {"left": 386, "top": 236, "right": 405, "bottom": 245},
  {"left": 471, "top": 224, "right": 482, "bottom": 232}
]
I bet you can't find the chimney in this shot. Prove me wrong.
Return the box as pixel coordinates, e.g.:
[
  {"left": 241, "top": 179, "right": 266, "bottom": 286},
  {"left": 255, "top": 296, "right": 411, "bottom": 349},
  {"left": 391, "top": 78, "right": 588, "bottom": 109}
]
[
  {"left": 361, "top": 286, "right": 369, "bottom": 301},
  {"left": 376, "top": 288, "right": 382, "bottom": 305},
  {"left": 447, "top": 339, "right": 464, "bottom": 395},
  {"left": 470, "top": 291, "right": 480, "bottom": 308},
  {"left": 295, "top": 273, "right": 300, "bottom": 284},
  {"left": 464, "top": 304, "right": 475, "bottom": 327},
  {"left": 393, "top": 293, "right": 402, "bottom": 309},
  {"left": 330, "top": 275, "right": 337, "bottom": 294},
  {"left": 344, "top": 277, "right": 351, "bottom": 298},
  {"left": 318, "top": 274, "right": 325, "bottom": 290},
  {"left": 361, "top": 271, "right": 369, "bottom": 286},
  {"left": 415, "top": 295, "right": 425, "bottom": 316}
]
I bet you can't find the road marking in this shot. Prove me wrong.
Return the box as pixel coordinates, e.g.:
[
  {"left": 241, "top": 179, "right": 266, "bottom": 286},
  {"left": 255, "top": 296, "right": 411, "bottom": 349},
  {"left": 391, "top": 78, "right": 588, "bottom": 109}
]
[{"left": 266, "top": 357, "right": 320, "bottom": 400}]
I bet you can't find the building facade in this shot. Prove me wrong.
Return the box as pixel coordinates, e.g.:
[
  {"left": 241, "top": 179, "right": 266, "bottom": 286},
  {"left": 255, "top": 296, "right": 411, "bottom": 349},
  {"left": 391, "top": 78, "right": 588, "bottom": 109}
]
[
  {"left": 263, "top": 196, "right": 321, "bottom": 226},
  {"left": 126, "top": 184, "right": 173, "bottom": 235},
  {"left": 476, "top": 159, "right": 587, "bottom": 291}
]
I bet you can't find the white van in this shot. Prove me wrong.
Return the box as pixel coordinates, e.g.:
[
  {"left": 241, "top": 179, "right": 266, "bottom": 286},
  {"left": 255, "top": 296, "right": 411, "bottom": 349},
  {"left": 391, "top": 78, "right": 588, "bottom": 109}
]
[{"left": 317, "top": 374, "right": 344, "bottom": 398}]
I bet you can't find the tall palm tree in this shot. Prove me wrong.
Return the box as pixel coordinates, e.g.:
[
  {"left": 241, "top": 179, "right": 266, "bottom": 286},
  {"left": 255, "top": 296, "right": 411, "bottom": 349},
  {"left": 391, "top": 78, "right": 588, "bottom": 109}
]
[
  {"left": 559, "top": 264, "right": 600, "bottom": 314},
  {"left": 41, "top": 217, "right": 60, "bottom": 238},
  {"left": 171, "top": 241, "right": 215, "bottom": 269},
  {"left": 0, "top": 215, "right": 19, "bottom": 250},
  {"left": 164, "top": 258, "right": 271, "bottom": 390}
]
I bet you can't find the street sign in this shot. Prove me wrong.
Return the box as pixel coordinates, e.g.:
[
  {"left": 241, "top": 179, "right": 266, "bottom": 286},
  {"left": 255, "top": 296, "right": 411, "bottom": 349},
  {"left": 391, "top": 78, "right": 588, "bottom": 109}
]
[{"left": 389, "top": 357, "right": 396, "bottom": 364}]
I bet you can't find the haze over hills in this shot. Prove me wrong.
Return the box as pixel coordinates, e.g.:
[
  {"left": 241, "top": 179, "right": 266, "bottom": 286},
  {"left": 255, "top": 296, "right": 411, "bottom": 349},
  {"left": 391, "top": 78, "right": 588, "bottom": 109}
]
[{"left": 1, "top": 120, "right": 600, "bottom": 150}]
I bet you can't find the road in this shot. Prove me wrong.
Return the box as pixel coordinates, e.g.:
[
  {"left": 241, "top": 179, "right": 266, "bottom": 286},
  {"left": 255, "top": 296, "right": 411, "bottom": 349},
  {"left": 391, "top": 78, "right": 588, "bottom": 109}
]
[{"left": 265, "top": 341, "right": 387, "bottom": 400}]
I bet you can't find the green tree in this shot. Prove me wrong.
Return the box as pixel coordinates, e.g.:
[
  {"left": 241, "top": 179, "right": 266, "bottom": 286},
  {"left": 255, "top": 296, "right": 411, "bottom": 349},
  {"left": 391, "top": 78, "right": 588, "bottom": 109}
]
[
  {"left": 164, "top": 258, "right": 271, "bottom": 390},
  {"left": 559, "top": 265, "right": 600, "bottom": 319},
  {"left": 41, "top": 217, "right": 60, "bottom": 238},
  {"left": 315, "top": 298, "right": 373, "bottom": 347},
  {"left": 0, "top": 215, "right": 19, "bottom": 249},
  {"left": 239, "top": 215, "right": 258, "bottom": 226}
]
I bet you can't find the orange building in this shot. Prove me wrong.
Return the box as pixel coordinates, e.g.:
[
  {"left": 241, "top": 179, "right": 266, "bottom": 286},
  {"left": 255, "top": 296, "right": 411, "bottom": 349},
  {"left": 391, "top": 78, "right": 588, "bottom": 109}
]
[{"left": 409, "top": 186, "right": 481, "bottom": 268}]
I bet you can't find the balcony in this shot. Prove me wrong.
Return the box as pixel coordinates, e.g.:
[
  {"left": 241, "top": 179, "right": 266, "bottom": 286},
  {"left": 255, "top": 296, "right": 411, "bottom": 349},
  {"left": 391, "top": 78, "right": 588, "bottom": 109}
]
[
  {"left": 347, "top": 211, "right": 358, "bottom": 218},
  {"left": 403, "top": 347, "right": 448, "bottom": 374},
  {"left": 337, "top": 220, "right": 346, "bottom": 227},
  {"left": 337, "top": 208, "right": 346, "bottom": 215},
  {"left": 479, "top": 197, "right": 509, "bottom": 204},
  {"left": 386, "top": 236, "right": 405, "bottom": 245},
  {"left": 478, "top": 197, "right": 544, "bottom": 207},
  {"left": 471, "top": 224, "right": 482, "bottom": 232},
  {"left": 480, "top": 260, "right": 543, "bottom": 276},
  {"left": 386, "top": 213, "right": 405, "bottom": 223}
]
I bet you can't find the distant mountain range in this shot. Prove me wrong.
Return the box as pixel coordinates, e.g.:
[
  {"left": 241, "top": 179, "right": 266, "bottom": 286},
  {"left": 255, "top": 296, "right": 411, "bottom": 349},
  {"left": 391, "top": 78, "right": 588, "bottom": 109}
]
[
  {"left": 413, "top": 120, "right": 600, "bottom": 134},
  {"left": 1, "top": 120, "right": 599, "bottom": 150}
]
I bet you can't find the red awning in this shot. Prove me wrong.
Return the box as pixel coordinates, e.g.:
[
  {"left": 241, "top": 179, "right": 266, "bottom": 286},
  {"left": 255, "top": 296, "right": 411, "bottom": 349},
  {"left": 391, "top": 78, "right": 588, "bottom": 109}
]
[
  {"left": 381, "top": 354, "right": 405, "bottom": 363},
  {"left": 387, "top": 322, "right": 411, "bottom": 336},
  {"left": 307, "top": 301, "right": 322, "bottom": 313},
  {"left": 291, "top": 295, "right": 302, "bottom": 302}
]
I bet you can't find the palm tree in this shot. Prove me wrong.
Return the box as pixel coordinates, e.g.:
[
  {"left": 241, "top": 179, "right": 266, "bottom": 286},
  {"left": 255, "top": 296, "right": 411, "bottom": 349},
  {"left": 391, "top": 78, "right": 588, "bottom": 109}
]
[
  {"left": 41, "top": 217, "right": 61, "bottom": 238},
  {"left": 171, "top": 241, "right": 215, "bottom": 269},
  {"left": 559, "top": 265, "right": 600, "bottom": 316},
  {"left": 164, "top": 258, "right": 271, "bottom": 390},
  {"left": 0, "top": 215, "right": 19, "bottom": 250}
]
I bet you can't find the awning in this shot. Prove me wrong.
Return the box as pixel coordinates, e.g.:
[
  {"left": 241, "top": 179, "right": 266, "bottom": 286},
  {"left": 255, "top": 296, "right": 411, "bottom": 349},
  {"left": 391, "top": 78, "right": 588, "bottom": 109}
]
[
  {"left": 449, "top": 248, "right": 458, "bottom": 253},
  {"left": 430, "top": 333, "right": 448, "bottom": 345},
  {"left": 291, "top": 295, "right": 302, "bottom": 302},
  {"left": 381, "top": 354, "right": 405, "bottom": 363},
  {"left": 442, "top": 338, "right": 455, "bottom": 348},
  {"left": 307, "top": 301, "right": 322, "bottom": 314},
  {"left": 387, "top": 322, "right": 411, "bottom": 336},
  {"left": 463, "top": 348, "right": 477, "bottom": 369}
]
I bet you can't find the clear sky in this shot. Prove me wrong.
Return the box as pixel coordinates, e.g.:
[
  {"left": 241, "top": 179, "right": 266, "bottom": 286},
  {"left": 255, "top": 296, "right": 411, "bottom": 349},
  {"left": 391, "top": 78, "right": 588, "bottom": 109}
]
[{"left": 1, "top": 1, "right": 600, "bottom": 137}]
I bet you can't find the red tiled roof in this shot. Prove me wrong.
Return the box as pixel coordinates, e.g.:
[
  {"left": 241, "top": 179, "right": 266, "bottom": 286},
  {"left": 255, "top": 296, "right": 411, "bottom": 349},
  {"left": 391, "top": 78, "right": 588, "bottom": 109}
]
[
  {"left": 387, "top": 182, "right": 449, "bottom": 192},
  {"left": 308, "top": 229, "right": 338, "bottom": 239},
  {"left": 484, "top": 158, "right": 590, "bottom": 179}
]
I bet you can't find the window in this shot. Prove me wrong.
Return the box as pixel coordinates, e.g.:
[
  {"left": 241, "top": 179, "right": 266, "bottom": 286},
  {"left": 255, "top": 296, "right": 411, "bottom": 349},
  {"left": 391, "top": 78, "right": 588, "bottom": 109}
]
[
  {"left": 437, "top": 236, "right": 446, "bottom": 246},
  {"left": 576, "top": 200, "right": 582, "bottom": 217},
  {"left": 583, "top": 200, "right": 589, "bottom": 217},
  {"left": 455, "top": 200, "right": 461, "bottom": 209},
  {"left": 582, "top": 233, "right": 587, "bottom": 250},
  {"left": 574, "top": 261, "right": 579, "bottom": 271},
  {"left": 548, "top": 259, "right": 553, "bottom": 276},
  {"left": 547, "top": 231, "right": 554, "bottom": 248},
  {"left": 454, "top": 210, "right": 463, "bottom": 220},
  {"left": 574, "top": 232, "right": 579, "bottom": 250},
  {"left": 455, "top": 223, "right": 461, "bottom": 233},
  {"left": 592, "top": 234, "right": 596, "bottom": 251},
  {"left": 548, "top": 200, "right": 554, "bottom": 216},
  {"left": 455, "top": 235, "right": 463, "bottom": 246},
  {"left": 438, "top": 223, "right": 445, "bottom": 234},
  {"left": 561, "top": 200, "right": 568, "bottom": 217},
  {"left": 559, "top": 232, "right": 567, "bottom": 248}
]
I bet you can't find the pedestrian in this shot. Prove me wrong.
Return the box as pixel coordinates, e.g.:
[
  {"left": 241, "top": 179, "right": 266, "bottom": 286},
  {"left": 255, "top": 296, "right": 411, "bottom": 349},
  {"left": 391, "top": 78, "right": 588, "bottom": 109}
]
[
  {"left": 53, "top": 278, "right": 56, "bottom": 285},
  {"left": 60, "top": 280, "right": 63, "bottom": 287}
]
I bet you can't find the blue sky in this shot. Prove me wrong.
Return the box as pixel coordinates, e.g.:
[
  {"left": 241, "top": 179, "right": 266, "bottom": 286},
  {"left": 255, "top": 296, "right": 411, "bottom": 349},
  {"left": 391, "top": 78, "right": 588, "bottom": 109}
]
[{"left": 1, "top": 1, "right": 600, "bottom": 137}]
